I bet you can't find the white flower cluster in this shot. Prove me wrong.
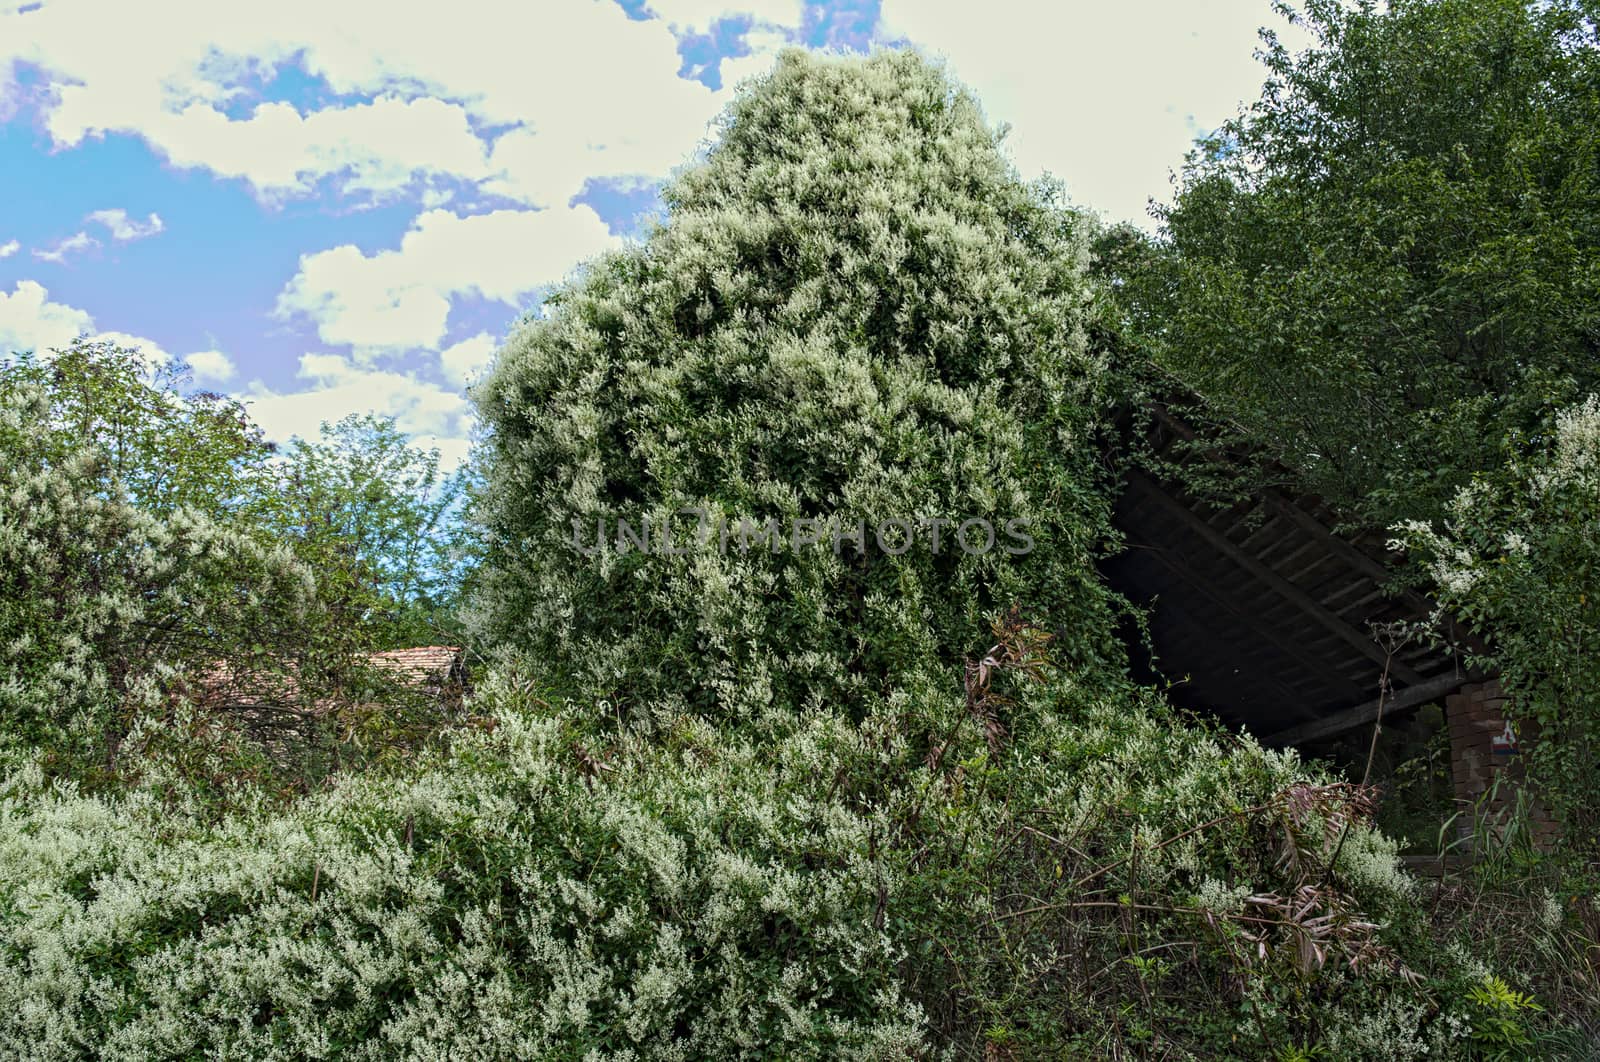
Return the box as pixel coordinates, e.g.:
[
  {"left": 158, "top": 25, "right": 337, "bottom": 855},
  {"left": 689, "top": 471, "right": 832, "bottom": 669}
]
[
  {"left": 1547, "top": 393, "right": 1600, "bottom": 490},
  {"left": 0, "top": 687, "right": 925, "bottom": 1059}
]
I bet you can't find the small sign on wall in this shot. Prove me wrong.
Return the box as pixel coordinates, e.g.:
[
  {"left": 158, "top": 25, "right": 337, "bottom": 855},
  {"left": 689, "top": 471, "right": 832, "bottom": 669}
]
[{"left": 1490, "top": 720, "right": 1519, "bottom": 758}]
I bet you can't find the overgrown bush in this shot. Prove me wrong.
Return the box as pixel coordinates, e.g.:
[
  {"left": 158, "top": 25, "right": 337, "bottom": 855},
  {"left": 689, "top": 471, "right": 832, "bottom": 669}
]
[
  {"left": 4, "top": 39, "right": 1590, "bottom": 1062},
  {"left": 0, "top": 640, "right": 1560, "bottom": 1059},
  {"left": 0, "top": 348, "right": 312, "bottom": 776},
  {"left": 470, "top": 49, "right": 1122, "bottom": 726},
  {"left": 1398, "top": 394, "right": 1600, "bottom": 845},
  {"left": 0, "top": 671, "right": 923, "bottom": 1061}
]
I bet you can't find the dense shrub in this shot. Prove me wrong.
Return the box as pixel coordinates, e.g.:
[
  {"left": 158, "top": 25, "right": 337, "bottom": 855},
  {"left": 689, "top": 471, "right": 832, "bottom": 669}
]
[
  {"left": 1399, "top": 394, "right": 1600, "bottom": 844},
  {"left": 0, "top": 349, "right": 312, "bottom": 774},
  {"left": 0, "top": 648, "right": 1552, "bottom": 1060},
  {"left": 0, "top": 672, "right": 922, "bottom": 1061},
  {"left": 470, "top": 49, "right": 1122, "bottom": 726}
]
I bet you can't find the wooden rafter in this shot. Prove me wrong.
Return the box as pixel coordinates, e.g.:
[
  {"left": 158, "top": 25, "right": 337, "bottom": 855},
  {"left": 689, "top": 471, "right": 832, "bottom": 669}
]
[
  {"left": 1123, "top": 470, "right": 1426, "bottom": 685},
  {"left": 1136, "top": 579, "right": 1312, "bottom": 711},
  {"left": 1260, "top": 670, "right": 1470, "bottom": 747}
]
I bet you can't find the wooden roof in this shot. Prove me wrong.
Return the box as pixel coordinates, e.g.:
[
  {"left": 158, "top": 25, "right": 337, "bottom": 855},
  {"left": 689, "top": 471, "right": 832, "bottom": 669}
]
[{"left": 1102, "top": 408, "right": 1475, "bottom": 746}]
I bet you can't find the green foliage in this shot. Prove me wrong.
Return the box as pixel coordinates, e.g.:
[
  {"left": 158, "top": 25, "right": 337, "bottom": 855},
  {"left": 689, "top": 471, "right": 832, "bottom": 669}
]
[
  {"left": 1398, "top": 395, "right": 1600, "bottom": 844},
  {"left": 1, "top": 342, "right": 268, "bottom": 517},
  {"left": 0, "top": 675, "right": 924, "bottom": 1060},
  {"left": 247, "top": 414, "right": 471, "bottom": 649},
  {"left": 4, "top": 33, "right": 1592, "bottom": 1062},
  {"left": 1123, "top": 0, "right": 1600, "bottom": 527},
  {"left": 0, "top": 634, "right": 1540, "bottom": 1060},
  {"left": 470, "top": 49, "right": 1121, "bottom": 726},
  {"left": 1465, "top": 975, "right": 1543, "bottom": 1057},
  {"left": 0, "top": 342, "right": 470, "bottom": 790},
  {"left": 0, "top": 343, "right": 312, "bottom": 775}
]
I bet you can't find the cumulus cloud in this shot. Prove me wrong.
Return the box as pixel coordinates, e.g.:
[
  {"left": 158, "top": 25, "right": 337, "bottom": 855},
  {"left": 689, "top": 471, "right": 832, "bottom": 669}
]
[
  {"left": 33, "top": 231, "right": 99, "bottom": 264},
  {"left": 1, "top": 0, "right": 787, "bottom": 207},
  {"left": 439, "top": 332, "right": 497, "bottom": 388},
  {"left": 119, "top": 96, "right": 490, "bottom": 200},
  {"left": 243, "top": 352, "right": 475, "bottom": 469},
  {"left": 184, "top": 348, "right": 236, "bottom": 384},
  {"left": 878, "top": 1, "right": 1310, "bottom": 226},
  {"left": 86, "top": 208, "right": 165, "bottom": 241},
  {"left": 0, "top": 239, "right": 18, "bottom": 258},
  {"left": 277, "top": 204, "right": 617, "bottom": 353},
  {"left": 0, "top": 280, "right": 180, "bottom": 371},
  {"left": 0, "top": 279, "right": 94, "bottom": 353}
]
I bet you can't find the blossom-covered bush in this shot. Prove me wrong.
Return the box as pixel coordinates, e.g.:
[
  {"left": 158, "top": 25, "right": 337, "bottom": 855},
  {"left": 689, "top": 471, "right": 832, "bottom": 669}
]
[
  {"left": 0, "top": 350, "right": 313, "bottom": 775},
  {"left": 1398, "top": 394, "right": 1600, "bottom": 842},
  {"left": 469, "top": 49, "right": 1122, "bottom": 726},
  {"left": 0, "top": 670, "right": 924, "bottom": 1061},
  {"left": 0, "top": 653, "right": 1521, "bottom": 1060}
]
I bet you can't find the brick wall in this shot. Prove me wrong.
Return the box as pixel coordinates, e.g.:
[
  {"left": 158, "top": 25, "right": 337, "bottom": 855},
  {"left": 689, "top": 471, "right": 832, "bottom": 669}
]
[{"left": 1443, "top": 678, "right": 1556, "bottom": 846}]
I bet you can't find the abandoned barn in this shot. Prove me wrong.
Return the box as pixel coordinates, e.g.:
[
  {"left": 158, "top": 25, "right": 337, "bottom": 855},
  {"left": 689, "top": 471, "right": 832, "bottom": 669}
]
[{"left": 1103, "top": 405, "right": 1541, "bottom": 836}]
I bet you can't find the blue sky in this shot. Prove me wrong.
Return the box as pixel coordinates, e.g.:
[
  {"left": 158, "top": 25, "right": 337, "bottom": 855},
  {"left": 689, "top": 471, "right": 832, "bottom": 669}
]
[{"left": 0, "top": 0, "right": 1299, "bottom": 467}]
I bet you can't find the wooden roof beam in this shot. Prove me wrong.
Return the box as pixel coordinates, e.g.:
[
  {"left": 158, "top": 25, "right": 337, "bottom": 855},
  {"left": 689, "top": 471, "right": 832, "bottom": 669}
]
[
  {"left": 1124, "top": 536, "right": 1368, "bottom": 705},
  {"left": 1143, "top": 400, "right": 1489, "bottom": 659},
  {"left": 1123, "top": 470, "right": 1427, "bottom": 686},
  {"left": 1259, "top": 670, "right": 1469, "bottom": 747}
]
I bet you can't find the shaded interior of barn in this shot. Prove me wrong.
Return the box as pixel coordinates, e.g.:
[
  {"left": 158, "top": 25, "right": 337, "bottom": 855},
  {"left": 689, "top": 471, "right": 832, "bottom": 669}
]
[{"left": 1101, "top": 408, "right": 1476, "bottom": 748}]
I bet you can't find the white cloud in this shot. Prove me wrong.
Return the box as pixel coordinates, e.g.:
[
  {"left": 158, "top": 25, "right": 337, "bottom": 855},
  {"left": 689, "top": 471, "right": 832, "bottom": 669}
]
[
  {"left": 644, "top": 0, "right": 804, "bottom": 33},
  {"left": 878, "top": 1, "right": 1310, "bottom": 226},
  {"left": 125, "top": 96, "right": 490, "bottom": 199},
  {"left": 277, "top": 204, "right": 617, "bottom": 353},
  {"left": 1, "top": 0, "right": 785, "bottom": 208},
  {"left": 0, "top": 239, "right": 18, "bottom": 258},
  {"left": 86, "top": 208, "right": 165, "bottom": 241},
  {"left": 0, "top": 281, "right": 176, "bottom": 370},
  {"left": 244, "top": 352, "right": 475, "bottom": 469},
  {"left": 33, "top": 231, "right": 98, "bottom": 264},
  {"left": 439, "top": 332, "right": 497, "bottom": 388},
  {"left": 184, "top": 348, "right": 236, "bottom": 384},
  {"left": 32, "top": 210, "right": 164, "bottom": 265},
  {"left": 0, "top": 279, "right": 94, "bottom": 353}
]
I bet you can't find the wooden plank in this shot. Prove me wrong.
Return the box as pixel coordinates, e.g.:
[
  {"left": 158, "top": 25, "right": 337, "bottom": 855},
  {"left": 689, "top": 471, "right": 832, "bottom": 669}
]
[
  {"left": 1123, "top": 470, "right": 1427, "bottom": 685},
  {"left": 1259, "top": 670, "right": 1468, "bottom": 747}
]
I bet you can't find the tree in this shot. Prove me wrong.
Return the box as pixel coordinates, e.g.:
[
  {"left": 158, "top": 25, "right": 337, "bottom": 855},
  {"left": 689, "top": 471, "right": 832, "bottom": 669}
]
[
  {"left": 247, "top": 414, "right": 470, "bottom": 650},
  {"left": 0, "top": 344, "right": 472, "bottom": 785},
  {"left": 469, "top": 49, "right": 1122, "bottom": 724},
  {"left": 2, "top": 341, "right": 268, "bottom": 516},
  {"left": 0, "top": 341, "right": 310, "bottom": 774},
  {"left": 1127, "top": 0, "right": 1600, "bottom": 528}
]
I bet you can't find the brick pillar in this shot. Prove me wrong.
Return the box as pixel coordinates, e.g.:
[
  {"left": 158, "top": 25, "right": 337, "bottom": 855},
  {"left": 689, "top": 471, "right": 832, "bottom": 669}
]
[{"left": 1443, "top": 679, "right": 1556, "bottom": 847}]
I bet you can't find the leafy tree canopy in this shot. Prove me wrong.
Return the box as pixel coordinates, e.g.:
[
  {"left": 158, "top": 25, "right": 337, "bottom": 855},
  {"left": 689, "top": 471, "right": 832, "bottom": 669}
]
[
  {"left": 248, "top": 414, "right": 470, "bottom": 650},
  {"left": 1123, "top": 0, "right": 1600, "bottom": 527}
]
